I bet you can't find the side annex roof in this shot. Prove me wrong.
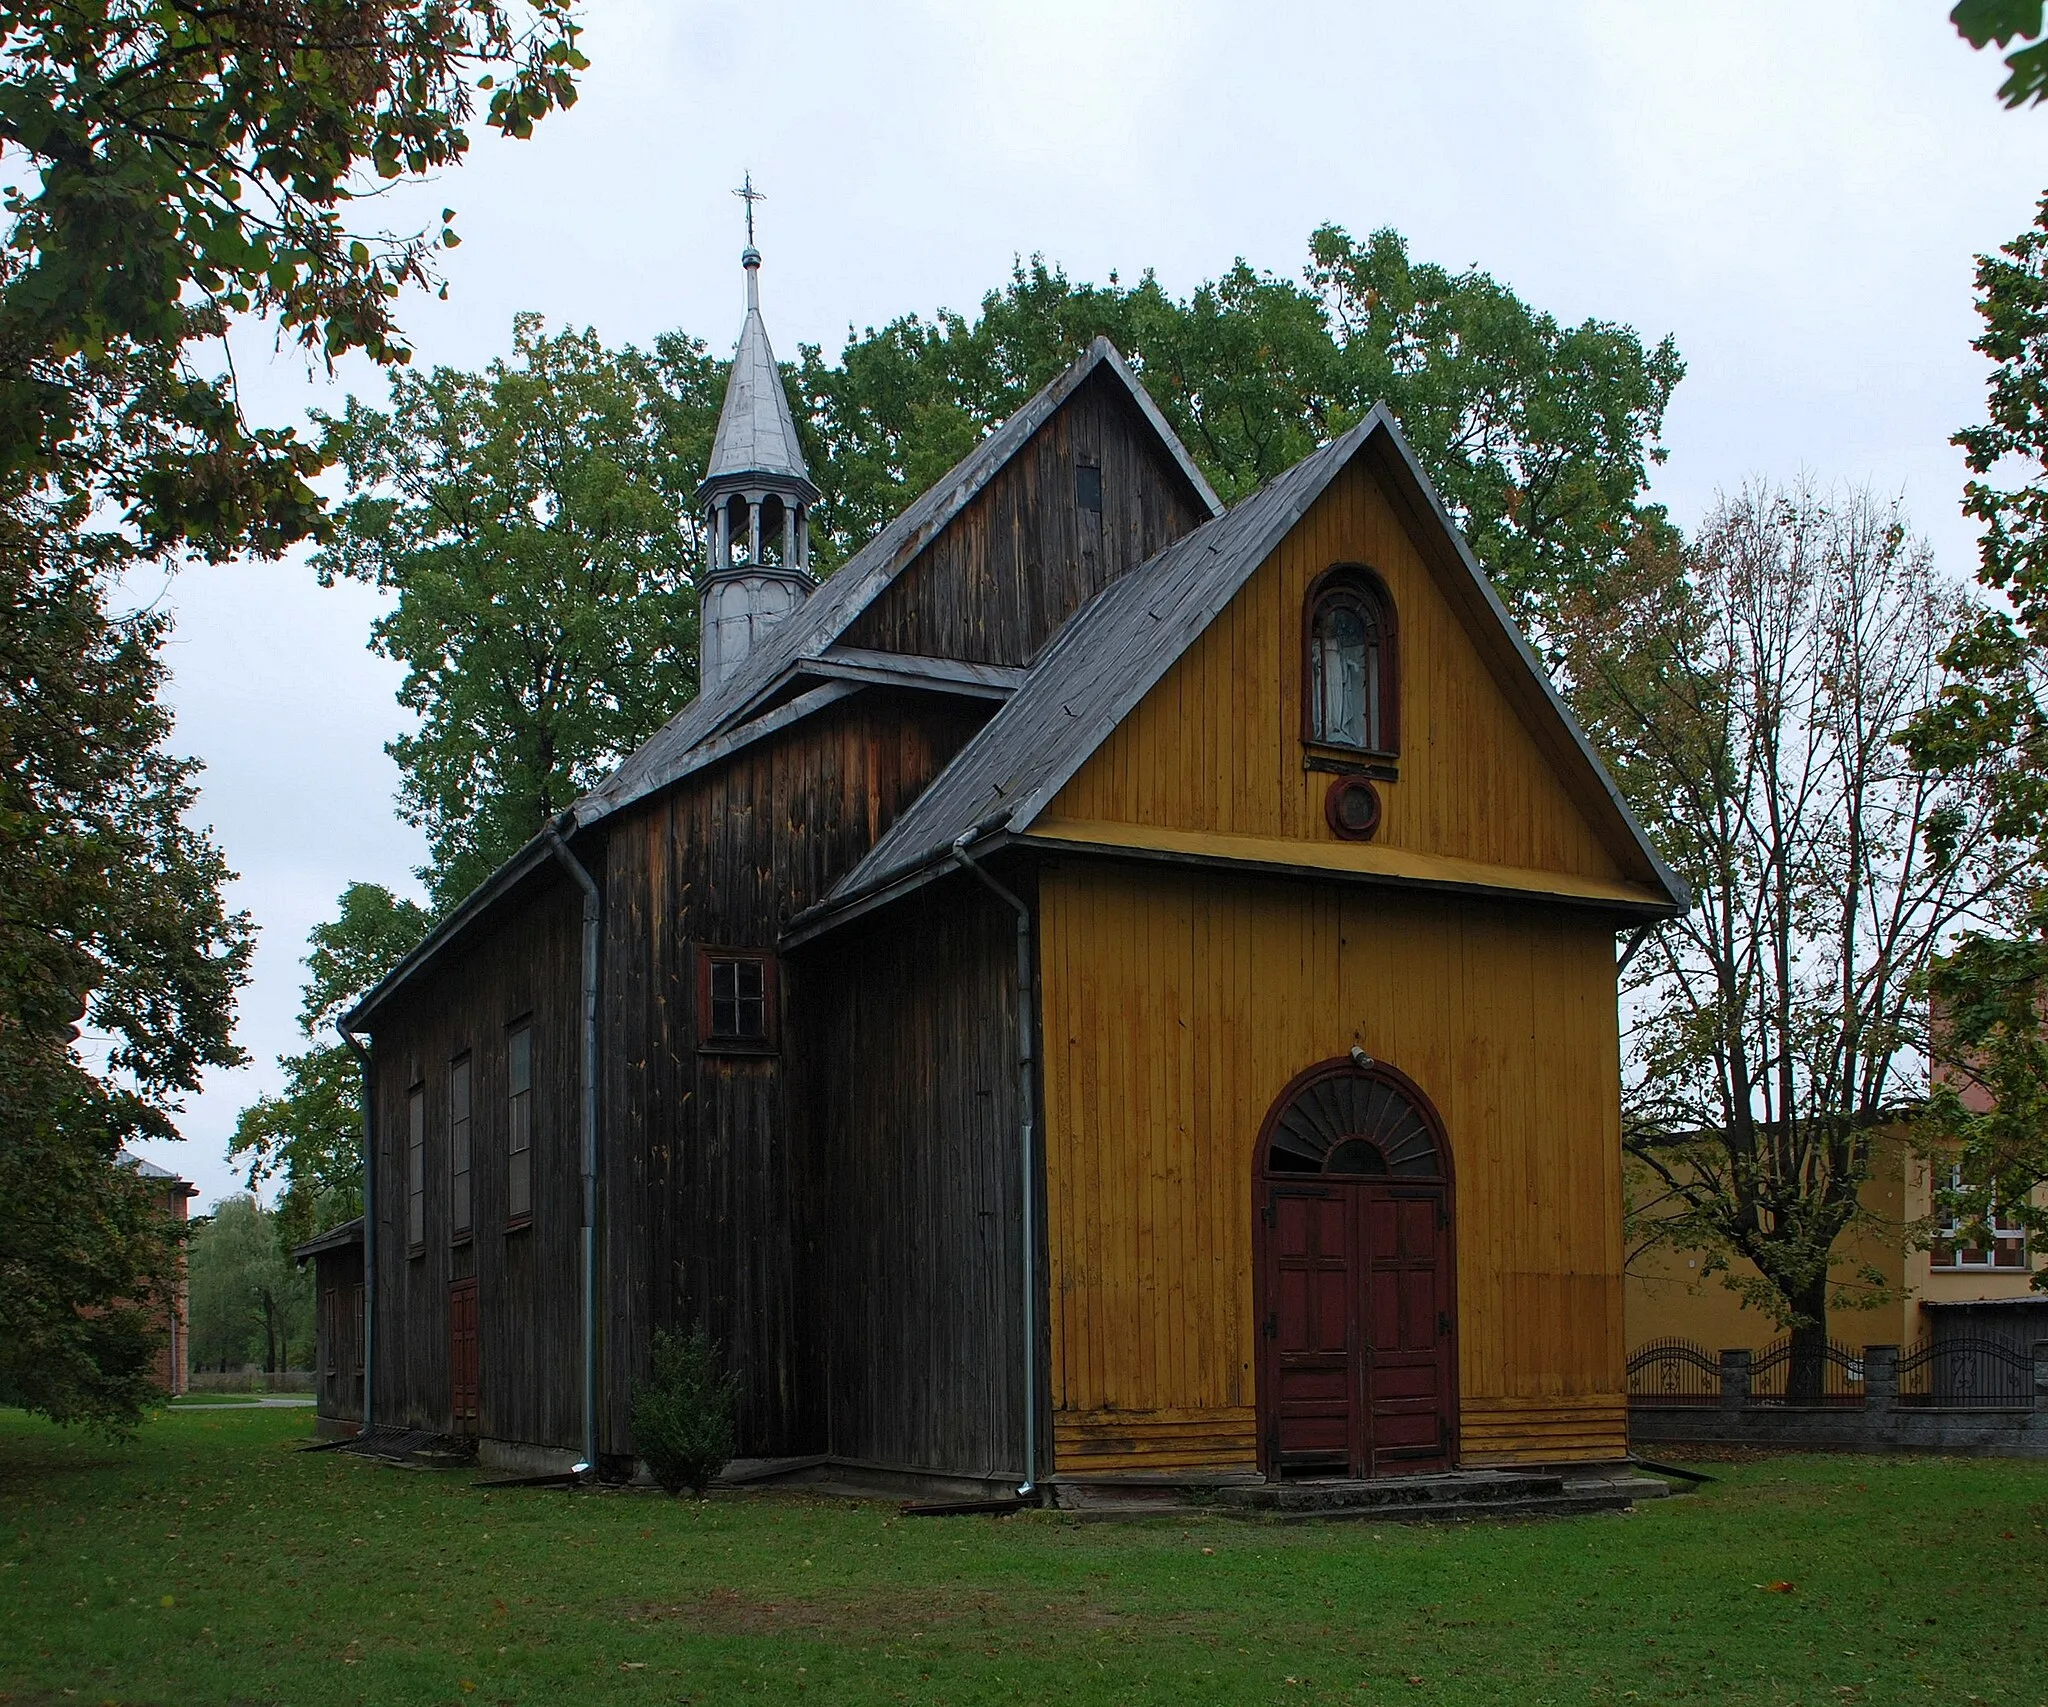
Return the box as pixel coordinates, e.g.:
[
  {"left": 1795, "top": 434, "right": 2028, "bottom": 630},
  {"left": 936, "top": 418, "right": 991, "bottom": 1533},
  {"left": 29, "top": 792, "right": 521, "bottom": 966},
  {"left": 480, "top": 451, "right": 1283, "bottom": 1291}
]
[{"left": 801, "top": 407, "right": 1688, "bottom": 933}]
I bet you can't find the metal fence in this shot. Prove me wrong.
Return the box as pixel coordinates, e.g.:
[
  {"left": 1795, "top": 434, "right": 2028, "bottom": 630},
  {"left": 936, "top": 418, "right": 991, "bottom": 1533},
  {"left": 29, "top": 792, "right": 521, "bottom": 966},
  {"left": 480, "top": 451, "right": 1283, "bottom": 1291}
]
[
  {"left": 1898, "top": 1335, "right": 2033, "bottom": 1409},
  {"left": 1749, "top": 1336, "right": 1866, "bottom": 1407},
  {"left": 1626, "top": 1337, "right": 1722, "bottom": 1406}
]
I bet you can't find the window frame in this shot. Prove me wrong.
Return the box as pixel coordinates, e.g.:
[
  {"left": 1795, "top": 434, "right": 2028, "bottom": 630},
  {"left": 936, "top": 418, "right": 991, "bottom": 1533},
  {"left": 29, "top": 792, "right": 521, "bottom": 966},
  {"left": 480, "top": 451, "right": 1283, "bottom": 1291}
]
[
  {"left": 1932, "top": 1163, "right": 2029, "bottom": 1271},
  {"left": 449, "top": 1050, "right": 473, "bottom": 1244},
  {"left": 405, "top": 1080, "right": 426, "bottom": 1257},
  {"left": 1300, "top": 563, "right": 1399, "bottom": 767},
  {"left": 506, "top": 1017, "right": 534, "bottom": 1232},
  {"left": 696, "top": 947, "right": 780, "bottom": 1055}
]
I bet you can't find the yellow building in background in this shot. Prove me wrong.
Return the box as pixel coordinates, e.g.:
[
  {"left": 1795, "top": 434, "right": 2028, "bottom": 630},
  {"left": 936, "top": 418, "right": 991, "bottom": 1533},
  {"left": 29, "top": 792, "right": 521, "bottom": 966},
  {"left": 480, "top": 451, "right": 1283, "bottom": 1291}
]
[{"left": 1625, "top": 1138, "right": 2042, "bottom": 1355}]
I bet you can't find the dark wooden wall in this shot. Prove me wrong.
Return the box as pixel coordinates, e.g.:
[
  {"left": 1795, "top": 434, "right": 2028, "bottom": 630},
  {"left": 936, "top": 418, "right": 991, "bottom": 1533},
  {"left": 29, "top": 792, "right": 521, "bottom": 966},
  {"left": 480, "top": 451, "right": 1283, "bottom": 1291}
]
[
  {"left": 598, "top": 690, "right": 990, "bottom": 1456},
  {"left": 313, "top": 1245, "right": 364, "bottom": 1425},
  {"left": 843, "top": 367, "right": 1214, "bottom": 665},
  {"left": 366, "top": 870, "right": 585, "bottom": 1449},
  {"left": 363, "top": 359, "right": 1213, "bottom": 1471},
  {"left": 796, "top": 873, "right": 1029, "bottom": 1478}
]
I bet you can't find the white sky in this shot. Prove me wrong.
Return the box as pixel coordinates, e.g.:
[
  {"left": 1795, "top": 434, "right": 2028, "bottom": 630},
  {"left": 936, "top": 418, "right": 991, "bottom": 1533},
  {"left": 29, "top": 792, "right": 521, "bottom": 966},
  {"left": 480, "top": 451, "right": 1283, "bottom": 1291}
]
[{"left": 122, "top": 0, "right": 2048, "bottom": 1206}]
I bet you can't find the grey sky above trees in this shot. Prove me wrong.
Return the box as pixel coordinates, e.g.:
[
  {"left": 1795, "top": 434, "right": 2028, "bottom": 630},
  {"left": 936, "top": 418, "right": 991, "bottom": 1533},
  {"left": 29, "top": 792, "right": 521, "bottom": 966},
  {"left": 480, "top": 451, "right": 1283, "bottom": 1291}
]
[{"left": 135, "top": 1, "right": 2048, "bottom": 1206}]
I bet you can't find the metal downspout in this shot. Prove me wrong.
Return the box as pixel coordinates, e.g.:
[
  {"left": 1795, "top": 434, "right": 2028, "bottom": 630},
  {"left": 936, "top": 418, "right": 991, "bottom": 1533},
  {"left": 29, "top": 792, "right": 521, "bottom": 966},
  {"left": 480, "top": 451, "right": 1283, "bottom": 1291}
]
[
  {"left": 338, "top": 1024, "right": 374, "bottom": 1431},
  {"left": 951, "top": 827, "right": 1039, "bottom": 1499},
  {"left": 547, "top": 824, "right": 603, "bottom": 1479}
]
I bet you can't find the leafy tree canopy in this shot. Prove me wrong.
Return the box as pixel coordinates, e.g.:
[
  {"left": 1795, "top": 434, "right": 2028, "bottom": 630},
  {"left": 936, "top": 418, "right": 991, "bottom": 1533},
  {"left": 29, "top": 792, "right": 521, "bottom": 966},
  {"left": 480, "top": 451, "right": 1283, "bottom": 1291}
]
[
  {"left": 0, "top": 501, "right": 252, "bottom": 1431},
  {"left": 232, "top": 882, "right": 430, "bottom": 1249},
  {"left": 314, "top": 316, "right": 721, "bottom": 907},
  {"left": 1907, "top": 191, "right": 2048, "bottom": 1265},
  {"left": 1953, "top": 0, "right": 2048, "bottom": 108},
  {"left": 187, "top": 1194, "right": 311, "bottom": 1375},
  {"left": 800, "top": 225, "right": 1684, "bottom": 632},
  {"left": 0, "top": 0, "right": 586, "bottom": 560}
]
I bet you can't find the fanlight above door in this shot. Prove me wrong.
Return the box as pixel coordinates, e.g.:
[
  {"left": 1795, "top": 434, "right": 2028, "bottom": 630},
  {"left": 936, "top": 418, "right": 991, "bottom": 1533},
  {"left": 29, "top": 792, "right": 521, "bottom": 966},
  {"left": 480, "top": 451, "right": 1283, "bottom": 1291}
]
[{"left": 1266, "top": 1068, "right": 1443, "bottom": 1178}]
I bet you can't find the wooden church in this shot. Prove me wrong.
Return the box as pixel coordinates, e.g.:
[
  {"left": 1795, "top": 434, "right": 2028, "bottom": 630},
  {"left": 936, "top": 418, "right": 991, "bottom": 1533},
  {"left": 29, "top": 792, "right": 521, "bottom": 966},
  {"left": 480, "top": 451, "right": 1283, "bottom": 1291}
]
[{"left": 338, "top": 233, "right": 1685, "bottom": 1492}]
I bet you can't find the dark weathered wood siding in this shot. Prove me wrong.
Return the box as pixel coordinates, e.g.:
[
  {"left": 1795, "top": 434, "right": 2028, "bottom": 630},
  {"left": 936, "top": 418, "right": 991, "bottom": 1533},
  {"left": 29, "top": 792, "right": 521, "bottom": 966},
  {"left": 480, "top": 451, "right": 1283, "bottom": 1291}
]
[
  {"left": 598, "top": 691, "right": 990, "bottom": 1456},
  {"left": 843, "top": 368, "right": 1214, "bottom": 665},
  {"left": 367, "top": 870, "right": 586, "bottom": 1449},
  {"left": 312, "top": 1244, "right": 364, "bottom": 1426},
  {"left": 797, "top": 874, "right": 1030, "bottom": 1477}
]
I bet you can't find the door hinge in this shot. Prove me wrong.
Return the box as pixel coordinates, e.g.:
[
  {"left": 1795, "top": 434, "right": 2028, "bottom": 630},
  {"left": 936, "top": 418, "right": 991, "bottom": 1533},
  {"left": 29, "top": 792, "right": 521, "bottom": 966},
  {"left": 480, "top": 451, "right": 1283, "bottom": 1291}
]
[
  {"left": 1436, "top": 1201, "right": 1448, "bottom": 1230},
  {"left": 1438, "top": 1310, "right": 1452, "bottom": 1338},
  {"left": 1263, "top": 1311, "right": 1278, "bottom": 1341},
  {"left": 1262, "top": 1200, "right": 1276, "bottom": 1228}
]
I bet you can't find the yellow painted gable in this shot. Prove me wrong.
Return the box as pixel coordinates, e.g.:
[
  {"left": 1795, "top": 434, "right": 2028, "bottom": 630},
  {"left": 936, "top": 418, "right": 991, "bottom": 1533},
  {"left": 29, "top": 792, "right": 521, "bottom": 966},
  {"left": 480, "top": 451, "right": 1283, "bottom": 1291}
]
[{"left": 1042, "top": 453, "right": 1630, "bottom": 887}]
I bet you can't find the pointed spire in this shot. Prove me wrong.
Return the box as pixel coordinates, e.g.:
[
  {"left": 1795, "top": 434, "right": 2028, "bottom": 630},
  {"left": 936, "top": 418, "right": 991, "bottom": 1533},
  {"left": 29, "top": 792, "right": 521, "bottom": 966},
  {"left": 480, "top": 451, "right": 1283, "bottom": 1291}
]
[
  {"left": 696, "top": 185, "right": 820, "bottom": 696},
  {"left": 700, "top": 245, "right": 813, "bottom": 492}
]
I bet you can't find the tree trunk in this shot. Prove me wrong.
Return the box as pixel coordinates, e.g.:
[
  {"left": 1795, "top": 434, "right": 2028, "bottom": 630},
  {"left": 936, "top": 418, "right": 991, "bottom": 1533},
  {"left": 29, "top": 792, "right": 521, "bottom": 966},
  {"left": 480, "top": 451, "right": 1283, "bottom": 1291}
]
[{"left": 1785, "top": 1279, "right": 1831, "bottom": 1404}]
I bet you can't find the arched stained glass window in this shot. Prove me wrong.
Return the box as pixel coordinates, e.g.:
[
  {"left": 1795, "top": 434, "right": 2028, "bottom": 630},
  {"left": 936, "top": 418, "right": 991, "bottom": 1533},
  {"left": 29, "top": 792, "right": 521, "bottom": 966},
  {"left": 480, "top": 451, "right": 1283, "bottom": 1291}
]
[{"left": 1306, "top": 569, "right": 1396, "bottom": 754}]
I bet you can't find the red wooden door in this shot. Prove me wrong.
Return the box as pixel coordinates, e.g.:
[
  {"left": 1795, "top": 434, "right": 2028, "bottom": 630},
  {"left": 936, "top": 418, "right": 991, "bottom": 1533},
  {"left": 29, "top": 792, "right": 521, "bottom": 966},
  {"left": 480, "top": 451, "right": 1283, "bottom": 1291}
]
[
  {"left": 449, "top": 1278, "right": 479, "bottom": 1437},
  {"left": 1268, "top": 1187, "right": 1356, "bottom": 1469},
  {"left": 1261, "top": 1181, "right": 1453, "bottom": 1477},
  {"left": 1361, "top": 1188, "right": 1452, "bottom": 1473}
]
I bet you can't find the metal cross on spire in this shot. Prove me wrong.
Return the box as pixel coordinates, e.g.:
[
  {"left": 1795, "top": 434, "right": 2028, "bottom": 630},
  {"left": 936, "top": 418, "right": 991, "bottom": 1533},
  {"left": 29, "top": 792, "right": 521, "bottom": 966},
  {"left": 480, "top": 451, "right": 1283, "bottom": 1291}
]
[{"left": 733, "top": 172, "right": 765, "bottom": 249}]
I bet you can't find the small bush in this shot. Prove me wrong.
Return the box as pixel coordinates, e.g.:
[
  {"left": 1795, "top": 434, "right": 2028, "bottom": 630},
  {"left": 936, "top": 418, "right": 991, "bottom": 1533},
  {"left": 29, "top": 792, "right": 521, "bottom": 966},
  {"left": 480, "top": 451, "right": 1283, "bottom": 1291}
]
[{"left": 631, "top": 1328, "right": 738, "bottom": 1496}]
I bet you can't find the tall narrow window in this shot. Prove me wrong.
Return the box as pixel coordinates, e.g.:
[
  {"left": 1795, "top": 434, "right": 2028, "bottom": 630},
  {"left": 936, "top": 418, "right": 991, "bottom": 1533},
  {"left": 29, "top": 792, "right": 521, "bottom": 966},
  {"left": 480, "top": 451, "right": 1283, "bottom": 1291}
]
[
  {"left": 1305, "top": 567, "right": 1397, "bottom": 756},
  {"left": 406, "top": 1083, "right": 426, "bottom": 1253},
  {"left": 698, "top": 949, "right": 778, "bottom": 1052},
  {"left": 507, "top": 1020, "right": 533, "bottom": 1225},
  {"left": 449, "top": 1053, "right": 473, "bottom": 1241}
]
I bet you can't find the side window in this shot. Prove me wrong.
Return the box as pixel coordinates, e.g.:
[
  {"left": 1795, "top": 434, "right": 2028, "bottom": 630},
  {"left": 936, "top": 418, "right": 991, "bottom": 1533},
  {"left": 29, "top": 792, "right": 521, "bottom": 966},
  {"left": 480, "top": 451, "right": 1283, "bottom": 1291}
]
[
  {"left": 507, "top": 1019, "right": 533, "bottom": 1226},
  {"left": 406, "top": 1083, "right": 426, "bottom": 1254},
  {"left": 449, "top": 1053, "right": 473, "bottom": 1241},
  {"left": 1305, "top": 567, "right": 1397, "bottom": 756},
  {"left": 698, "top": 950, "right": 778, "bottom": 1052}
]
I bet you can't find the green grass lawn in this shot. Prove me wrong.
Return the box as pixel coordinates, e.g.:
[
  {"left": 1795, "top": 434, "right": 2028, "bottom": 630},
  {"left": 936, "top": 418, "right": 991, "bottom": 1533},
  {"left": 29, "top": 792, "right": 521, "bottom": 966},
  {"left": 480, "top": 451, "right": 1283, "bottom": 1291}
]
[{"left": 2, "top": 1407, "right": 2045, "bottom": 1706}]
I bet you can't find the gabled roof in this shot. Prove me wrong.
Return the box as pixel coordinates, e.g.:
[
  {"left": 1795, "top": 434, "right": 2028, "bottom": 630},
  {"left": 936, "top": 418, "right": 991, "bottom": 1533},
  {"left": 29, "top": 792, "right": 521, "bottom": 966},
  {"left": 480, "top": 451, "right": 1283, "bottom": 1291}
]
[
  {"left": 802, "top": 407, "right": 1688, "bottom": 933},
  {"left": 572, "top": 337, "right": 1221, "bottom": 828},
  {"left": 700, "top": 265, "right": 814, "bottom": 496}
]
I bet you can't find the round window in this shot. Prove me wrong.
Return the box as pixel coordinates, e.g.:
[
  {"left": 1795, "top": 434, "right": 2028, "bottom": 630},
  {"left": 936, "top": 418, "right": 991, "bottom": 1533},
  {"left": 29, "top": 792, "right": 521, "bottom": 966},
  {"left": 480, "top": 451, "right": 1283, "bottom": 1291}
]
[{"left": 1324, "top": 775, "right": 1381, "bottom": 841}]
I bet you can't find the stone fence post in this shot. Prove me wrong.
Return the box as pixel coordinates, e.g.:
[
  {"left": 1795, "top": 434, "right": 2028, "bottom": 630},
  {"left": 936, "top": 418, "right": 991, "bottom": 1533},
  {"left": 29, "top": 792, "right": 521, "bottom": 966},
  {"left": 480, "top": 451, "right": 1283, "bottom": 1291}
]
[
  {"left": 1864, "top": 1344, "right": 1899, "bottom": 1411},
  {"left": 2033, "top": 1342, "right": 2048, "bottom": 1411},
  {"left": 1720, "top": 1347, "right": 1751, "bottom": 1411}
]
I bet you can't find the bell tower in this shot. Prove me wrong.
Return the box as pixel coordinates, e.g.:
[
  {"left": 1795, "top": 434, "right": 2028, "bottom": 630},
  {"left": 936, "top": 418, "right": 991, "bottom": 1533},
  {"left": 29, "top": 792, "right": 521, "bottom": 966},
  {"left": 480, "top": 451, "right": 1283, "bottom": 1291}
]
[{"left": 696, "top": 176, "right": 820, "bottom": 694}]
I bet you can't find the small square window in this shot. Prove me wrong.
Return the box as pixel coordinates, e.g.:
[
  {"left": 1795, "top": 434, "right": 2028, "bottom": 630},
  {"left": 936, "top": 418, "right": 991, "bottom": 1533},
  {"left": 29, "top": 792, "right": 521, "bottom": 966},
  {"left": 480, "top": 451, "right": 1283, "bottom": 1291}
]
[{"left": 699, "top": 950, "right": 778, "bottom": 1052}]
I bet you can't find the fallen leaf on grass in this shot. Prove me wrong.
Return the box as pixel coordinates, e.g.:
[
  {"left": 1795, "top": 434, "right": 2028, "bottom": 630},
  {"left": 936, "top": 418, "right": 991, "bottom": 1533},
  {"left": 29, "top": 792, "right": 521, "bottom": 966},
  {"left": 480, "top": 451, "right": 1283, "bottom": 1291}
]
[
  {"left": 1761, "top": 1581, "right": 1795, "bottom": 1594},
  {"left": 621, "top": 1662, "right": 647, "bottom": 1670}
]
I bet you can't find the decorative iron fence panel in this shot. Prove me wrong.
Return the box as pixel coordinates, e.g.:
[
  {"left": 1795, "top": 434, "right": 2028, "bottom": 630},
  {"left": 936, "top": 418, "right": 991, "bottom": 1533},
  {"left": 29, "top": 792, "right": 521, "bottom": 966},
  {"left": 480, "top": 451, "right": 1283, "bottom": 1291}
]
[
  {"left": 1626, "top": 1337, "right": 1721, "bottom": 1407},
  {"left": 1749, "top": 1336, "right": 1865, "bottom": 1407},
  {"left": 1898, "top": 1335, "right": 2032, "bottom": 1409}
]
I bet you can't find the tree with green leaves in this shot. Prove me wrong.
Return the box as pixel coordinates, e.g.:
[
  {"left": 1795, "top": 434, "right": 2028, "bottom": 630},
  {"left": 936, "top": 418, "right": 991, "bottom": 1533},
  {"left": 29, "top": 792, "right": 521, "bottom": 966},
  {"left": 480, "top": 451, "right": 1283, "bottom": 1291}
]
[
  {"left": 1, "top": 0, "right": 586, "bottom": 554},
  {"left": 314, "top": 316, "right": 721, "bottom": 907},
  {"left": 231, "top": 882, "right": 431, "bottom": 1252},
  {"left": 800, "top": 226, "right": 1684, "bottom": 634},
  {"left": 1953, "top": 0, "right": 2048, "bottom": 108},
  {"left": 1, "top": 0, "right": 583, "bottom": 1434},
  {"left": 1563, "top": 483, "right": 2012, "bottom": 1389},
  {"left": 187, "top": 1195, "right": 311, "bottom": 1376},
  {"left": 0, "top": 504, "right": 253, "bottom": 1431},
  {"left": 1906, "top": 191, "right": 2048, "bottom": 1266}
]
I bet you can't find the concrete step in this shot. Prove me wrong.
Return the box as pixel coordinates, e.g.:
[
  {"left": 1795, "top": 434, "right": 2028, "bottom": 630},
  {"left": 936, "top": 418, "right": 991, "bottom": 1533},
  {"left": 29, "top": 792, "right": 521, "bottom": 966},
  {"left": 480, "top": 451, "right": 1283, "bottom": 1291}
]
[{"left": 1214, "top": 1470, "right": 1566, "bottom": 1513}]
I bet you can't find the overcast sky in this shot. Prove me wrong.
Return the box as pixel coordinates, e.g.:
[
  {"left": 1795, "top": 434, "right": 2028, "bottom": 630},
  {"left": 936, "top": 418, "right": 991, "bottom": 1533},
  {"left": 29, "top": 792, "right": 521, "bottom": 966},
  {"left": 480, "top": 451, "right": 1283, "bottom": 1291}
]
[{"left": 125, "top": 0, "right": 2048, "bottom": 1206}]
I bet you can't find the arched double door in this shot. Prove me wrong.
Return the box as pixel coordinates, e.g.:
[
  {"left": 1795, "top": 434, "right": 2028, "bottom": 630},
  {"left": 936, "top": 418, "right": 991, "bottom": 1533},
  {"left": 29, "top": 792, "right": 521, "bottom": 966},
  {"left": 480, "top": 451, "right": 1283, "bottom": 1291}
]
[{"left": 1254, "top": 1059, "right": 1456, "bottom": 1478}]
